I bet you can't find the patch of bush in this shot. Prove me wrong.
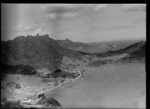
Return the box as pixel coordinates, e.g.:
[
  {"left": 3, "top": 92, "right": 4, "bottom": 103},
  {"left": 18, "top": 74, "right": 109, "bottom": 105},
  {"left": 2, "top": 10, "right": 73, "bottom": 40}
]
[{"left": 1, "top": 63, "right": 37, "bottom": 75}]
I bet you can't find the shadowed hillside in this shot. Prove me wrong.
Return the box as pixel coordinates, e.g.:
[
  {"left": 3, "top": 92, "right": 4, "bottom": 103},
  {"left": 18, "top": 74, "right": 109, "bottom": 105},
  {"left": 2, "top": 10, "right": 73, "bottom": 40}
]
[{"left": 1, "top": 34, "right": 82, "bottom": 70}]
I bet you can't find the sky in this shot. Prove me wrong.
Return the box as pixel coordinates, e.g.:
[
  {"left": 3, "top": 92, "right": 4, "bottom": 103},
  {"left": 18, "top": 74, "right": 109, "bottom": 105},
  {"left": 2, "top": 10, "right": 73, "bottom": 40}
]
[{"left": 1, "top": 4, "right": 146, "bottom": 42}]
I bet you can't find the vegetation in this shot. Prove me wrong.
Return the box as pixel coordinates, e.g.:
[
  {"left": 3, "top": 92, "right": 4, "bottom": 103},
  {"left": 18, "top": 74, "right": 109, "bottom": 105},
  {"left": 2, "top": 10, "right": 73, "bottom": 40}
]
[
  {"left": 1, "top": 63, "right": 37, "bottom": 75},
  {"left": 49, "top": 69, "right": 78, "bottom": 79}
]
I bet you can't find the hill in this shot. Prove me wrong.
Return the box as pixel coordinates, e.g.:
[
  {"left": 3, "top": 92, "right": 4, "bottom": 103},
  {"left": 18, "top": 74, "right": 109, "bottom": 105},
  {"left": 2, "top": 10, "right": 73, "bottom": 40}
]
[
  {"left": 97, "top": 41, "right": 145, "bottom": 58},
  {"left": 1, "top": 34, "right": 82, "bottom": 70},
  {"left": 88, "top": 41, "right": 145, "bottom": 67},
  {"left": 86, "top": 39, "right": 145, "bottom": 53},
  {"left": 57, "top": 38, "right": 90, "bottom": 50}
]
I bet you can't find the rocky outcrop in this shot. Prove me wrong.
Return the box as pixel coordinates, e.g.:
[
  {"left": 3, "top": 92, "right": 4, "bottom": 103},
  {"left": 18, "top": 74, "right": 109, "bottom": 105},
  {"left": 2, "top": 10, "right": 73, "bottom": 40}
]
[{"left": 37, "top": 94, "right": 61, "bottom": 108}]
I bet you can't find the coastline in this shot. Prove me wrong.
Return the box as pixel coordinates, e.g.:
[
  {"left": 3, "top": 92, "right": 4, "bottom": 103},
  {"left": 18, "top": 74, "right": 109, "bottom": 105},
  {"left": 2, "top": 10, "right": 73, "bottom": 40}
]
[
  {"left": 36, "top": 70, "right": 84, "bottom": 95},
  {"left": 19, "top": 69, "right": 85, "bottom": 107}
]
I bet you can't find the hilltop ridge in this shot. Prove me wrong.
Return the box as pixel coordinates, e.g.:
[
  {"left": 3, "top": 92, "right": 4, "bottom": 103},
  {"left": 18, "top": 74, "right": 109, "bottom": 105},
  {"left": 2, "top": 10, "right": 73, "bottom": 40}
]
[{"left": 1, "top": 34, "right": 81, "bottom": 70}]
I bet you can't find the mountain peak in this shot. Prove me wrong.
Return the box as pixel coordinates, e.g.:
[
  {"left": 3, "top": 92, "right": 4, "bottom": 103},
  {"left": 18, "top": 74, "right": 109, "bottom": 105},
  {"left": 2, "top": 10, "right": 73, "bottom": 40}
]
[
  {"left": 13, "top": 34, "right": 51, "bottom": 40},
  {"left": 64, "top": 38, "right": 72, "bottom": 42}
]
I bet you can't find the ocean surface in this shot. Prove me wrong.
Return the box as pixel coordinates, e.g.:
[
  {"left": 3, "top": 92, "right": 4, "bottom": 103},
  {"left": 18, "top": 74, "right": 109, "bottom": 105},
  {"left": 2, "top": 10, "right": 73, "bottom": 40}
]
[{"left": 46, "top": 63, "right": 146, "bottom": 108}]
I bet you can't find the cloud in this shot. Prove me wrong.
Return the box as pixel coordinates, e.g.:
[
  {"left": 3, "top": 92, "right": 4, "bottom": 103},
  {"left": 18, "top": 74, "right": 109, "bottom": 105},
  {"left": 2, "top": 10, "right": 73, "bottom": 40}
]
[
  {"left": 17, "top": 25, "right": 33, "bottom": 31},
  {"left": 123, "top": 4, "right": 146, "bottom": 12},
  {"left": 133, "top": 18, "right": 146, "bottom": 24},
  {"left": 93, "top": 4, "right": 109, "bottom": 11},
  {"left": 15, "top": 24, "right": 41, "bottom": 33},
  {"left": 2, "top": 24, "right": 47, "bottom": 40},
  {"left": 39, "top": 4, "right": 83, "bottom": 19},
  {"left": 40, "top": 4, "right": 83, "bottom": 11},
  {"left": 39, "top": 4, "right": 108, "bottom": 19},
  {"left": 89, "top": 25, "right": 136, "bottom": 31},
  {"left": 30, "top": 28, "right": 49, "bottom": 35},
  {"left": 45, "top": 11, "right": 79, "bottom": 19}
]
